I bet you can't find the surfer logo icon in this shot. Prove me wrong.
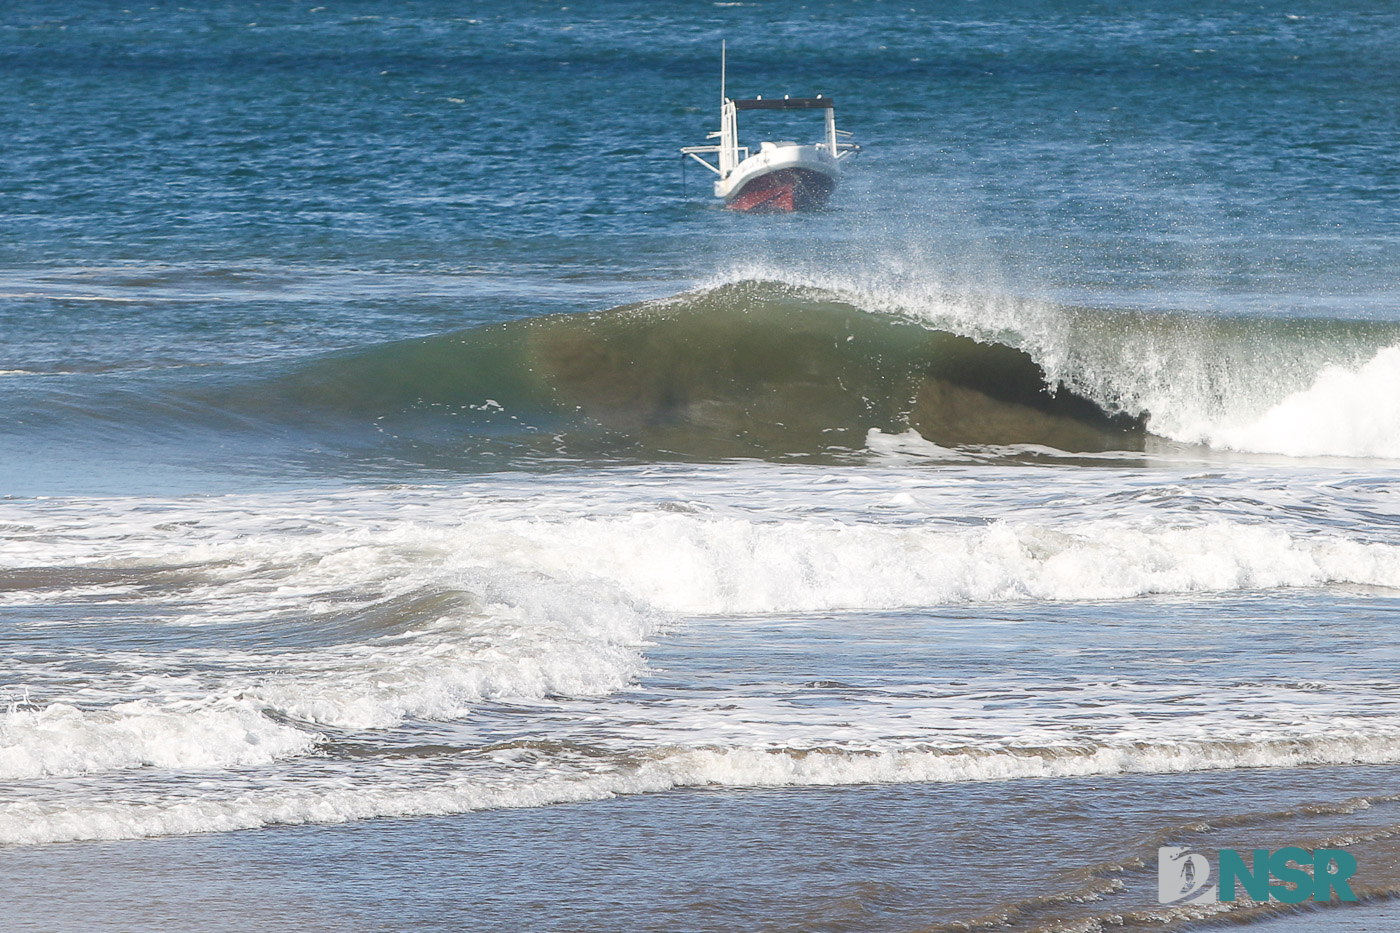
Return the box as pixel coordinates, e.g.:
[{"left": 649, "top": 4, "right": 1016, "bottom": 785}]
[{"left": 1158, "top": 846, "right": 1218, "bottom": 905}]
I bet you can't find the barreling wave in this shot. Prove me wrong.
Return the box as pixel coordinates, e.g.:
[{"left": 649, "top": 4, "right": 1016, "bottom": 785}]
[
  {"left": 702, "top": 267, "right": 1400, "bottom": 460},
  {"left": 250, "top": 278, "right": 1400, "bottom": 462},
  {"left": 13, "top": 278, "right": 1400, "bottom": 465},
  {"left": 234, "top": 280, "right": 1138, "bottom": 460}
]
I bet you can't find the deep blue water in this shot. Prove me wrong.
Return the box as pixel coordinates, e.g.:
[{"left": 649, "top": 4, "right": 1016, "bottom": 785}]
[{"left": 5, "top": 3, "right": 1398, "bottom": 296}]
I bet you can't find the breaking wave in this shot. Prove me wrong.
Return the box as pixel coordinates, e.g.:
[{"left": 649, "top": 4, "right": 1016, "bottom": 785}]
[
  {"left": 255, "top": 280, "right": 1145, "bottom": 458},
  {"left": 15, "top": 278, "right": 1400, "bottom": 464},
  {"left": 253, "top": 277, "right": 1400, "bottom": 462}
]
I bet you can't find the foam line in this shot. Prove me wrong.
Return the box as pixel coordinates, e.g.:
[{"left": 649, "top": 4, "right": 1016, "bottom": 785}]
[{"left": 8, "top": 734, "right": 1400, "bottom": 845}]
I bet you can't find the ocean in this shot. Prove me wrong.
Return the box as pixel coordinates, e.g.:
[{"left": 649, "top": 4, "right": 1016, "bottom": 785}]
[{"left": 3, "top": 2, "right": 1400, "bottom": 930}]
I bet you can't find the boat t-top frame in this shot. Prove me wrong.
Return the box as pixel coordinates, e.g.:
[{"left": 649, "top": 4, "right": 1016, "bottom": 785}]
[{"left": 680, "top": 42, "right": 858, "bottom": 181}]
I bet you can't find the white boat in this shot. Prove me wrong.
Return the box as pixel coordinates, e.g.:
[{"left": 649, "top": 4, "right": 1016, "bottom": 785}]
[{"left": 681, "top": 44, "right": 859, "bottom": 212}]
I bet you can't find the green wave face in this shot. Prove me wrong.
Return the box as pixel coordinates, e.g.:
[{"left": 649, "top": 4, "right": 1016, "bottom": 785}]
[
  {"left": 37, "top": 280, "right": 1400, "bottom": 470},
  {"left": 268, "top": 281, "right": 1145, "bottom": 461}
]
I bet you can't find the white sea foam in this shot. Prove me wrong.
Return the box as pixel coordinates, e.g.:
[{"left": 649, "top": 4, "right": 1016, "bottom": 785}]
[
  {"left": 7, "top": 733, "right": 1400, "bottom": 845},
  {"left": 4, "top": 478, "right": 1400, "bottom": 733},
  {"left": 863, "top": 427, "right": 966, "bottom": 460},
  {"left": 467, "top": 511, "right": 1400, "bottom": 613},
  {"left": 4, "top": 470, "right": 1399, "bottom": 843},
  {"left": 1200, "top": 345, "right": 1400, "bottom": 459},
  {"left": 251, "top": 577, "right": 659, "bottom": 730},
  {"left": 16, "top": 481, "right": 1400, "bottom": 618},
  {"left": 3, "top": 509, "right": 1397, "bottom": 783},
  {"left": 0, "top": 700, "right": 315, "bottom": 781}
]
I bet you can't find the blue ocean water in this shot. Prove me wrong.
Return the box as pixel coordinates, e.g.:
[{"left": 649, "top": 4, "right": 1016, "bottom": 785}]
[{"left": 3, "top": 3, "right": 1400, "bottom": 930}]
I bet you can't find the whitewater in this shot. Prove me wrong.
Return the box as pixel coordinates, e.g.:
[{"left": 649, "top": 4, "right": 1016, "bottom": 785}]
[
  {"left": 6, "top": 464, "right": 1400, "bottom": 852},
  {"left": 704, "top": 267, "right": 1400, "bottom": 461}
]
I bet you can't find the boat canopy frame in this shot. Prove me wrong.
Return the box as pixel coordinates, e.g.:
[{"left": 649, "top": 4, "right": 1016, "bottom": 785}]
[
  {"left": 679, "top": 42, "right": 857, "bottom": 180},
  {"left": 680, "top": 95, "right": 854, "bottom": 178},
  {"left": 732, "top": 97, "right": 833, "bottom": 110}
]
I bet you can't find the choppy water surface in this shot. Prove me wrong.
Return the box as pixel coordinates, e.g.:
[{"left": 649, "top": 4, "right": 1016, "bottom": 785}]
[{"left": 3, "top": 3, "right": 1399, "bottom": 931}]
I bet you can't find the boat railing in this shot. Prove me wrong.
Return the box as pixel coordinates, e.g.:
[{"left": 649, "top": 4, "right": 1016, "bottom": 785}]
[{"left": 679, "top": 144, "right": 750, "bottom": 177}]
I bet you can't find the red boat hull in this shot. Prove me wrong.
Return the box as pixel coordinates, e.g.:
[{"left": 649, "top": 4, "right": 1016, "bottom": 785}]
[{"left": 727, "top": 168, "right": 835, "bottom": 212}]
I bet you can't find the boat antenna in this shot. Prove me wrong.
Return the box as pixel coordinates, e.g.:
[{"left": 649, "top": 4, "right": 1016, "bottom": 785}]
[{"left": 720, "top": 39, "right": 726, "bottom": 105}]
